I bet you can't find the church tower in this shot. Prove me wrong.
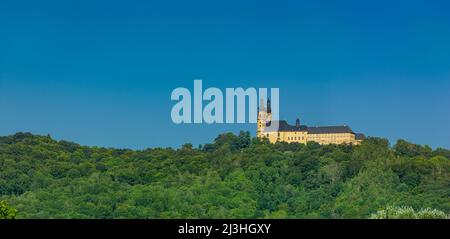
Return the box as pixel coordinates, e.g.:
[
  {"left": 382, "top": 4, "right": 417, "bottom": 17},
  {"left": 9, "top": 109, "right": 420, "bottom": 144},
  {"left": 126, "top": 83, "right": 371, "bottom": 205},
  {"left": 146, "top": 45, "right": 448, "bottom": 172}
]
[{"left": 257, "top": 98, "right": 272, "bottom": 138}]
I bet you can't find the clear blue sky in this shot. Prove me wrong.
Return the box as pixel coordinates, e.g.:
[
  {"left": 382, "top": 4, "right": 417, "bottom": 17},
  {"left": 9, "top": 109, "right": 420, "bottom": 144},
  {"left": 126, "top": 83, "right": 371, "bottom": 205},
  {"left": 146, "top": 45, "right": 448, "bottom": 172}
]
[{"left": 1, "top": 0, "right": 449, "bottom": 149}]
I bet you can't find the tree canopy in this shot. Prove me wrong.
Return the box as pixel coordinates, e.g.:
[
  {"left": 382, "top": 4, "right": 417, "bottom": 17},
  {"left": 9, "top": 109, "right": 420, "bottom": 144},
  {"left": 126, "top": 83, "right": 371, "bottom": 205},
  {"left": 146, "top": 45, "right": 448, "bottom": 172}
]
[
  {"left": 0, "top": 200, "right": 17, "bottom": 219},
  {"left": 0, "top": 132, "right": 448, "bottom": 219}
]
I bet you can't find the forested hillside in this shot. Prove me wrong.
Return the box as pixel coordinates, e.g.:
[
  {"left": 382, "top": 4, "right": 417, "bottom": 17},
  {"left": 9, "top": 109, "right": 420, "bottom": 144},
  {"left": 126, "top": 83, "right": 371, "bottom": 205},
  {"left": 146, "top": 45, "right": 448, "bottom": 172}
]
[{"left": 0, "top": 132, "right": 449, "bottom": 219}]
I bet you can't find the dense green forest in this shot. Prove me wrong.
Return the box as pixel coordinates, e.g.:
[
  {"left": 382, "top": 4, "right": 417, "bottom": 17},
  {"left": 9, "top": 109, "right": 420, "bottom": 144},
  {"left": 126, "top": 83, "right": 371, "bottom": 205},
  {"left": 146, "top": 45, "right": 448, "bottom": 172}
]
[{"left": 0, "top": 132, "right": 449, "bottom": 219}]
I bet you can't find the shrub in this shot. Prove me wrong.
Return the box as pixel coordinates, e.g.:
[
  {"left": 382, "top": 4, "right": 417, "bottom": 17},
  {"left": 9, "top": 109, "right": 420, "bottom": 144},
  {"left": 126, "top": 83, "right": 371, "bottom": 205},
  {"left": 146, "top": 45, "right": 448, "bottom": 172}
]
[{"left": 370, "top": 206, "right": 448, "bottom": 219}]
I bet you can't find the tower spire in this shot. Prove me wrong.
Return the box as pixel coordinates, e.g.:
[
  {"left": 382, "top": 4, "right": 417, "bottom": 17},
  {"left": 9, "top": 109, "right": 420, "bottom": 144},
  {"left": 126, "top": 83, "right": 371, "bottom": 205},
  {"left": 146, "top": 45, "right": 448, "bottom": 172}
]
[{"left": 259, "top": 98, "right": 266, "bottom": 112}]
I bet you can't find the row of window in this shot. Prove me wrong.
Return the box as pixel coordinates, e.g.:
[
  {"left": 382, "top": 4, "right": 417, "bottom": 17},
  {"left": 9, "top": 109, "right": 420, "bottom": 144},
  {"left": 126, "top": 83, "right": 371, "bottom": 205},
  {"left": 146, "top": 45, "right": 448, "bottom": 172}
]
[
  {"left": 309, "top": 135, "right": 352, "bottom": 139},
  {"left": 287, "top": 136, "right": 304, "bottom": 141}
]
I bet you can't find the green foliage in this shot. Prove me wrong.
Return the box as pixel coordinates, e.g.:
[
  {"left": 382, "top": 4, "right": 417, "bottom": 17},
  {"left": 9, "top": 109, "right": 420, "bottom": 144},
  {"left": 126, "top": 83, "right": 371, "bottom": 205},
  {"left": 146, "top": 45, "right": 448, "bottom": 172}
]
[
  {"left": 370, "top": 206, "right": 449, "bottom": 219},
  {"left": 0, "top": 200, "right": 17, "bottom": 219},
  {"left": 0, "top": 132, "right": 449, "bottom": 218}
]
